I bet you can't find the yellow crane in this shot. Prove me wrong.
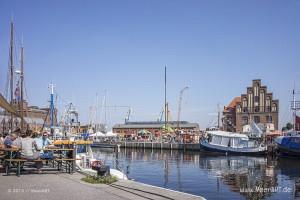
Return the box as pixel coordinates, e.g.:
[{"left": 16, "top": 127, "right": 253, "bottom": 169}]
[{"left": 177, "top": 87, "right": 189, "bottom": 131}]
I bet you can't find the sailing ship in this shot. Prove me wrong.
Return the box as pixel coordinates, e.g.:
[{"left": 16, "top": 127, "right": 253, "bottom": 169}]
[
  {"left": 200, "top": 130, "right": 267, "bottom": 155},
  {"left": 0, "top": 20, "right": 27, "bottom": 133}
]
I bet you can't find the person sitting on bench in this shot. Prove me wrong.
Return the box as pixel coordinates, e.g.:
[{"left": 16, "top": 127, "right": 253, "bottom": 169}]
[
  {"left": 34, "top": 131, "right": 54, "bottom": 159},
  {"left": 0, "top": 133, "right": 4, "bottom": 149},
  {"left": 20, "top": 130, "right": 43, "bottom": 173},
  {"left": 4, "top": 133, "right": 19, "bottom": 149}
]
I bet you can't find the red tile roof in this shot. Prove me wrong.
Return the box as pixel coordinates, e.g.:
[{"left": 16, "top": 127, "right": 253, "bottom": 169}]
[{"left": 224, "top": 97, "right": 241, "bottom": 111}]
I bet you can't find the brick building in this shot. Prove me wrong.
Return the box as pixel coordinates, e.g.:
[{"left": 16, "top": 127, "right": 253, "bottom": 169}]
[
  {"left": 113, "top": 121, "right": 200, "bottom": 138},
  {"left": 223, "top": 79, "right": 279, "bottom": 132},
  {"left": 222, "top": 97, "right": 241, "bottom": 132}
]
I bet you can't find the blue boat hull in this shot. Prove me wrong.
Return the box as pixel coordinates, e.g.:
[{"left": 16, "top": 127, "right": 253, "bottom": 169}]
[
  {"left": 276, "top": 144, "right": 300, "bottom": 157},
  {"left": 275, "top": 136, "right": 300, "bottom": 157}
]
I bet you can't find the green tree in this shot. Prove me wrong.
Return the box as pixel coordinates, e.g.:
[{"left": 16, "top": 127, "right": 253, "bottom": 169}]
[{"left": 286, "top": 122, "right": 293, "bottom": 130}]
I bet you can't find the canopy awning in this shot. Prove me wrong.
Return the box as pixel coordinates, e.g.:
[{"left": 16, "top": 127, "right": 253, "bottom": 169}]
[
  {"left": 138, "top": 129, "right": 151, "bottom": 135},
  {"left": 0, "top": 93, "right": 22, "bottom": 119}
]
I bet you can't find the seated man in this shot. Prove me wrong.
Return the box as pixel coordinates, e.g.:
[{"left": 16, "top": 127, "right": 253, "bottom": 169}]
[
  {"left": 20, "top": 130, "right": 42, "bottom": 173},
  {"left": 4, "top": 133, "right": 19, "bottom": 149},
  {"left": 35, "top": 131, "right": 54, "bottom": 160},
  {"left": 0, "top": 133, "right": 5, "bottom": 166}
]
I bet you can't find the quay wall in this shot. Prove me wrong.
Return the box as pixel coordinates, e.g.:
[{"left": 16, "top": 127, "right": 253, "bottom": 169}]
[
  {"left": 118, "top": 142, "right": 200, "bottom": 151},
  {"left": 92, "top": 141, "right": 278, "bottom": 155}
]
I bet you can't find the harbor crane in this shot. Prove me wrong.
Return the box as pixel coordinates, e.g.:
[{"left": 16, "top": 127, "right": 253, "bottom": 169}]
[{"left": 177, "top": 87, "right": 189, "bottom": 131}]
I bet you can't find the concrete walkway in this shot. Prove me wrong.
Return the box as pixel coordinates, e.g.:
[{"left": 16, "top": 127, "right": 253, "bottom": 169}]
[{"left": 0, "top": 172, "right": 205, "bottom": 200}]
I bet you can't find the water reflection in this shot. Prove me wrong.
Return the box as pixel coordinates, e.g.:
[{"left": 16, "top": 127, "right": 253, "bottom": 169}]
[
  {"left": 93, "top": 148, "right": 299, "bottom": 200},
  {"left": 199, "top": 155, "right": 278, "bottom": 199}
]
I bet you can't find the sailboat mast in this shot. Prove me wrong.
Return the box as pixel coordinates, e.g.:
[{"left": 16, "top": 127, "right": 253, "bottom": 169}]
[
  {"left": 20, "top": 41, "right": 24, "bottom": 131},
  {"left": 104, "top": 90, "right": 107, "bottom": 125},
  {"left": 217, "top": 105, "right": 220, "bottom": 129},
  {"left": 49, "top": 83, "right": 55, "bottom": 128},
  {"left": 293, "top": 88, "right": 296, "bottom": 130},
  {"left": 9, "top": 21, "right": 14, "bottom": 131}
]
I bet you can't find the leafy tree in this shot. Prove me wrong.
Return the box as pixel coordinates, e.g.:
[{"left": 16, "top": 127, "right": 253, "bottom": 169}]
[{"left": 286, "top": 122, "right": 293, "bottom": 130}]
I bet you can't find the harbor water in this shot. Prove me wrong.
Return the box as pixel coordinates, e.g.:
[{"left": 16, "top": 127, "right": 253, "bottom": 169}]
[{"left": 93, "top": 148, "right": 300, "bottom": 200}]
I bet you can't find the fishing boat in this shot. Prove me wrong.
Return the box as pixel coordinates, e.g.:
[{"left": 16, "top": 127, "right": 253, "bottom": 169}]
[
  {"left": 200, "top": 131, "right": 267, "bottom": 155},
  {"left": 75, "top": 140, "right": 128, "bottom": 180},
  {"left": 275, "top": 133, "right": 300, "bottom": 157},
  {"left": 274, "top": 89, "right": 300, "bottom": 157}
]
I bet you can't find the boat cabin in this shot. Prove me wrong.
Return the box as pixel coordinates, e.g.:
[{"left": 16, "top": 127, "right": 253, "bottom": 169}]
[{"left": 206, "top": 131, "right": 257, "bottom": 148}]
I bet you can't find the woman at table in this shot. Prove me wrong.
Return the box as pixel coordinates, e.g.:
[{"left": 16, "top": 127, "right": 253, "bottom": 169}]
[
  {"left": 0, "top": 133, "right": 5, "bottom": 163},
  {"left": 20, "top": 130, "right": 43, "bottom": 173}
]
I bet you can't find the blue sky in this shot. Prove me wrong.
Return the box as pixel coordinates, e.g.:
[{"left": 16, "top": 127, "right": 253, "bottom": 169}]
[{"left": 0, "top": 0, "right": 300, "bottom": 129}]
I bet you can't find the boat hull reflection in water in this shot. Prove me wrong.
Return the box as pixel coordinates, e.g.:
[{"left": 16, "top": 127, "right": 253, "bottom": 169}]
[{"left": 92, "top": 148, "right": 300, "bottom": 200}]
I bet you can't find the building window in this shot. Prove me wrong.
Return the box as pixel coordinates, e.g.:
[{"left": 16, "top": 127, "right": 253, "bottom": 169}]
[
  {"left": 242, "top": 98, "right": 247, "bottom": 108},
  {"left": 255, "top": 106, "right": 259, "bottom": 112},
  {"left": 254, "top": 83, "right": 259, "bottom": 96},
  {"left": 242, "top": 117, "right": 248, "bottom": 125},
  {"left": 236, "top": 105, "right": 241, "bottom": 113},
  {"left": 266, "top": 97, "right": 271, "bottom": 106},
  {"left": 254, "top": 116, "right": 260, "bottom": 123},
  {"left": 266, "top": 116, "right": 272, "bottom": 123},
  {"left": 243, "top": 107, "right": 248, "bottom": 113},
  {"left": 254, "top": 96, "right": 259, "bottom": 102},
  {"left": 272, "top": 103, "right": 277, "bottom": 112}
]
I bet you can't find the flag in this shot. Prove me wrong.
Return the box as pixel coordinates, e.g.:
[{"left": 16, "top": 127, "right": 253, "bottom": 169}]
[
  {"left": 14, "top": 81, "right": 21, "bottom": 102},
  {"left": 296, "top": 115, "right": 300, "bottom": 131}
]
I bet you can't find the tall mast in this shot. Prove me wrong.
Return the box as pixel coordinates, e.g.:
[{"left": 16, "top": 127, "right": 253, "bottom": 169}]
[
  {"left": 291, "top": 83, "right": 300, "bottom": 130},
  {"left": 20, "top": 39, "right": 24, "bottom": 131},
  {"left": 293, "top": 88, "right": 296, "bottom": 130},
  {"left": 105, "top": 90, "right": 107, "bottom": 125},
  {"left": 217, "top": 103, "right": 220, "bottom": 129},
  {"left": 49, "top": 83, "right": 55, "bottom": 128},
  {"left": 9, "top": 20, "right": 14, "bottom": 131}
]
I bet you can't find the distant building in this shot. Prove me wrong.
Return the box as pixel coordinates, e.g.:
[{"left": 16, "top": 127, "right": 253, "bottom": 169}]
[
  {"left": 113, "top": 121, "right": 200, "bottom": 138},
  {"left": 222, "top": 97, "right": 241, "bottom": 132},
  {"left": 223, "top": 79, "right": 279, "bottom": 132}
]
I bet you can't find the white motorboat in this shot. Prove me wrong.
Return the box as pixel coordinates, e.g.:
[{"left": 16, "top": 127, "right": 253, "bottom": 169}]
[
  {"left": 75, "top": 141, "right": 128, "bottom": 180},
  {"left": 200, "top": 131, "right": 267, "bottom": 155}
]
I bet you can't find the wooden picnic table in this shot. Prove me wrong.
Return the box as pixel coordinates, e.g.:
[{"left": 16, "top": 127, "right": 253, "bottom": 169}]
[
  {"left": 2, "top": 148, "right": 76, "bottom": 176},
  {"left": 43, "top": 148, "right": 74, "bottom": 151},
  {"left": 0, "top": 148, "right": 21, "bottom": 152}
]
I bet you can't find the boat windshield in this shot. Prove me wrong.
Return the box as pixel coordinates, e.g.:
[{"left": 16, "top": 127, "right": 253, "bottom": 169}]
[{"left": 77, "top": 145, "right": 87, "bottom": 154}]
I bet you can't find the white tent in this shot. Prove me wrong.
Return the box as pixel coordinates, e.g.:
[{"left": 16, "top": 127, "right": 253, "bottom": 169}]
[
  {"left": 105, "top": 131, "right": 118, "bottom": 137},
  {"left": 90, "top": 132, "right": 106, "bottom": 137}
]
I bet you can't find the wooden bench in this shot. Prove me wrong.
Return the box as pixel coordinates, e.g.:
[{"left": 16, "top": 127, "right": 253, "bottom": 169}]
[{"left": 4, "top": 158, "right": 78, "bottom": 176}]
